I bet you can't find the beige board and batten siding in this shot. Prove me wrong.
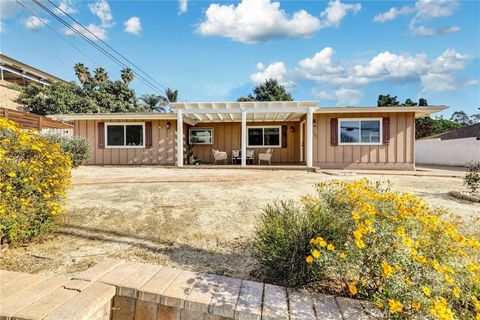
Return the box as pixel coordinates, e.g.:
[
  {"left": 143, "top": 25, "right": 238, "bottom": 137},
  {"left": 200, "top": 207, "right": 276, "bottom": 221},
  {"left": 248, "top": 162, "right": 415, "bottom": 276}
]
[
  {"left": 189, "top": 121, "right": 301, "bottom": 164},
  {"left": 74, "top": 119, "right": 177, "bottom": 165},
  {"left": 313, "top": 112, "right": 415, "bottom": 170}
]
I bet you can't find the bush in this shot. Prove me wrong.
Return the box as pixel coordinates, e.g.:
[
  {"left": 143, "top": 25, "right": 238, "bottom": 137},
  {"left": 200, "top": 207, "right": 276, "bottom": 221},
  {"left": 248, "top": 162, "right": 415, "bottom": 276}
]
[
  {"left": 0, "top": 119, "right": 72, "bottom": 244},
  {"left": 254, "top": 179, "right": 480, "bottom": 320},
  {"left": 42, "top": 134, "right": 90, "bottom": 167},
  {"left": 464, "top": 161, "right": 480, "bottom": 195}
]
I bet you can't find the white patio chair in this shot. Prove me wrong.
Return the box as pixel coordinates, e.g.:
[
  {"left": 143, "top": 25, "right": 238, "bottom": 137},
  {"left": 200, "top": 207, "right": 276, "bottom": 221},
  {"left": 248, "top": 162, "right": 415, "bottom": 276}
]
[
  {"left": 212, "top": 149, "right": 228, "bottom": 165},
  {"left": 258, "top": 148, "right": 272, "bottom": 165},
  {"left": 232, "top": 150, "right": 240, "bottom": 164},
  {"left": 246, "top": 150, "right": 255, "bottom": 164}
]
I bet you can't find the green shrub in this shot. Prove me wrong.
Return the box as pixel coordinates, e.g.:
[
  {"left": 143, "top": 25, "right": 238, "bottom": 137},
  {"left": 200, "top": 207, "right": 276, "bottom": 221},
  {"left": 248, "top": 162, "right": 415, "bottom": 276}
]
[
  {"left": 42, "top": 134, "right": 91, "bottom": 167},
  {"left": 464, "top": 161, "right": 480, "bottom": 195},
  {"left": 0, "top": 119, "right": 72, "bottom": 244},
  {"left": 254, "top": 179, "right": 480, "bottom": 319}
]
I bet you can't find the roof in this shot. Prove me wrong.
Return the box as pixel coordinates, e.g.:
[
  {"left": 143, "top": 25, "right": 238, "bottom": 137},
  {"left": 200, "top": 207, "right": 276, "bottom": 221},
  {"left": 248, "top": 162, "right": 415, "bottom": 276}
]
[
  {"left": 170, "top": 101, "right": 318, "bottom": 109},
  {"left": 49, "top": 112, "right": 177, "bottom": 121},
  {"left": 0, "top": 53, "right": 67, "bottom": 85},
  {"left": 423, "top": 123, "right": 480, "bottom": 141},
  {"left": 314, "top": 106, "right": 447, "bottom": 118}
]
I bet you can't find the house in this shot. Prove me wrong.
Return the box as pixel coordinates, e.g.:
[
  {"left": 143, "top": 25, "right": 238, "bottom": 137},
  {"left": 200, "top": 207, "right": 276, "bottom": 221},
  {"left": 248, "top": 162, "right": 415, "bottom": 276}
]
[
  {"left": 51, "top": 102, "right": 446, "bottom": 170},
  {"left": 416, "top": 123, "right": 480, "bottom": 166},
  {"left": 0, "top": 53, "right": 68, "bottom": 111}
]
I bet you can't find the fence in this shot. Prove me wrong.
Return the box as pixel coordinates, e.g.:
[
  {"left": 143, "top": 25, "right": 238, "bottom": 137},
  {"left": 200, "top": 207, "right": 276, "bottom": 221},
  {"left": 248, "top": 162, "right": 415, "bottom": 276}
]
[
  {"left": 0, "top": 107, "right": 72, "bottom": 131},
  {"left": 416, "top": 137, "right": 480, "bottom": 166}
]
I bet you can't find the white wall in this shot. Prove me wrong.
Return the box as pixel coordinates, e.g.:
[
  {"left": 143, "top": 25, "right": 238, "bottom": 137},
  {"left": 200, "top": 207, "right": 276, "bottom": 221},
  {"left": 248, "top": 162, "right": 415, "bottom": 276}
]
[
  {"left": 41, "top": 128, "right": 74, "bottom": 136},
  {"left": 415, "top": 137, "right": 480, "bottom": 166}
]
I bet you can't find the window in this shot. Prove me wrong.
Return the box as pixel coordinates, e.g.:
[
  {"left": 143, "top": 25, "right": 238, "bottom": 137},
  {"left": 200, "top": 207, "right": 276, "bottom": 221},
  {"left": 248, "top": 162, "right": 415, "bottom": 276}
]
[
  {"left": 339, "top": 119, "right": 381, "bottom": 144},
  {"left": 105, "top": 123, "right": 144, "bottom": 148},
  {"left": 247, "top": 126, "right": 281, "bottom": 147},
  {"left": 189, "top": 128, "right": 213, "bottom": 145}
]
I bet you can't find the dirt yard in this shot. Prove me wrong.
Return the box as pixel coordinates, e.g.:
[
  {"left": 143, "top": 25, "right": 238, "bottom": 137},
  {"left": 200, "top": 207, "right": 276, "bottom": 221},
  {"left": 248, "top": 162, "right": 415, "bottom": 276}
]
[{"left": 1, "top": 166, "right": 478, "bottom": 280}]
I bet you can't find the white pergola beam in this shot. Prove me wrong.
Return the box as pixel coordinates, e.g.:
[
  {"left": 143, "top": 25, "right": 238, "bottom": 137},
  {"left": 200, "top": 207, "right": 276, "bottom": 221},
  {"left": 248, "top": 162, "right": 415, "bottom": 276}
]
[
  {"left": 179, "top": 107, "right": 310, "bottom": 114},
  {"left": 177, "top": 110, "right": 184, "bottom": 167},
  {"left": 306, "top": 108, "right": 314, "bottom": 168},
  {"left": 241, "top": 110, "right": 247, "bottom": 166}
]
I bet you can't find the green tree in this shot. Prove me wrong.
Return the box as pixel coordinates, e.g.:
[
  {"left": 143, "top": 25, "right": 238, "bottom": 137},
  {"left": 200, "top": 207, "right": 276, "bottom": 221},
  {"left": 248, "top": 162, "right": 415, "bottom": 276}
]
[
  {"left": 415, "top": 117, "right": 461, "bottom": 139},
  {"left": 450, "top": 111, "right": 472, "bottom": 126},
  {"left": 163, "top": 88, "right": 178, "bottom": 103},
  {"left": 19, "top": 63, "right": 138, "bottom": 115},
  {"left": 377, "top": 94, "right": 400, "bottom": 107},
  {"left": 120, "top": 67, "right": 134, "bottom": 85},
  {"left": 236, "top": 96, "right": 256, "bottom": 102},
  {"left": 140, "top": 93, "right": 163, "bottom": 112},
  {"left": 243, "top": 79, "right": 293, "bottom": 101},
  {"left": 419, "top": 98, "right": 428, "bottom": 106}
]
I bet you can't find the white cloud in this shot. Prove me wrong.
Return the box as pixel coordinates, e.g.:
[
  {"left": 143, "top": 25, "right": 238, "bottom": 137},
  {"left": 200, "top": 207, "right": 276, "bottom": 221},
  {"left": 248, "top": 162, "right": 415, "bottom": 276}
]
[
  {"left": 24, "top": 16, "right": 49, "bottom": 31},
  {"left": 124, "top": 16, "right": 142, "bottom": 35},
  {"left": 374, "top": 0, "right": 460, "bottom": 36},
  {"left": 374, "top": 6, "right": 415, "bottom": 23},
  {"left": 196, "top": 0, "right": 360, "bottom": 44},
  {"left": 65, "top": 23, "right": 107, "bottom": 40},
  {"left": 88, "top": 0, "right": 113, "bottom": 26},
  {"left": 250, "top": 61, "right": 295, "bottom": 89},
  {"left": 179, "top": 0, "right": 188, "bottom": 14},
  {"left": 55, "top": 0, "right": 77, "bottom": 15},
  {"left": 252, "top": 47, "right": 476, "bottom": 105},
  {"left": 65, "top": 0, "right": 113, "bottom": 41},
  {"left": 319, "top": 0, "right": 361, "bottom": 29}
]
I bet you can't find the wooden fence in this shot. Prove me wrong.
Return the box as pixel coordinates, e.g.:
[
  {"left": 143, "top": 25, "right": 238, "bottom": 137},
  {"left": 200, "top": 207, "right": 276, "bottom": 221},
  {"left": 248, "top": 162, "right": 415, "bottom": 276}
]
[{"left": 0, "top": 107, "right": 72, "bottom": 130}]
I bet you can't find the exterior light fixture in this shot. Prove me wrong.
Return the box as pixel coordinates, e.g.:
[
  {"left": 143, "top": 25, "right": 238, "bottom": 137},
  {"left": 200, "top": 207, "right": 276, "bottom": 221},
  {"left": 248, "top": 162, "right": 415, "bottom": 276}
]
[
  {"left": 313, "top": 119, "right": 317, "bottom": 127},
  {"left": 166, "top": 121, "right": 171, "bottom": 129},
  {"left": 290, "top": 125, "right": 295, "bottom": 133}
]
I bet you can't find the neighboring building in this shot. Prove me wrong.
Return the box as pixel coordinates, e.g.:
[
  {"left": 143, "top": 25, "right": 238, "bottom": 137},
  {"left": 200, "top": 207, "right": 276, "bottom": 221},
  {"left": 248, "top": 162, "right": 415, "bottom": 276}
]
[
  {"left": 416, "top": 123, "right": 480, "bottom": 166},
  {"left": 52, "top": 103, "right": 446, "bottom": 170},
  {"left": 0, "top": 53, "right": 67, "bottom": 110}
]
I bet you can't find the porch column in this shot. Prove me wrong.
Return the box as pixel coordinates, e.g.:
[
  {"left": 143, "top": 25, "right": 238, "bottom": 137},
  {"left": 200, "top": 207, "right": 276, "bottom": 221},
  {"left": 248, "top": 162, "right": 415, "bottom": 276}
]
[
  {"left": 241, "top": 109, "right": 247, "bottom": 166},
  {"left": 306, "top": 107, "right": 314, "bottom": 168},
  {"left": 176, "top": 109, "right": 183, "bottom": 167}
]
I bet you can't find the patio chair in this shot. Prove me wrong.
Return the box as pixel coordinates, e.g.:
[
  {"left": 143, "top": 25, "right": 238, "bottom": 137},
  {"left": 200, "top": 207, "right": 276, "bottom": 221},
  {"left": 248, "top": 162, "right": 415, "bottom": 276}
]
[
  {"left": 232, "top": 150, "right": 240, "bottom": 164},
  {"left": 246, "top": 150, "right": 255, "bottom": 164},
  {"left": 212, "top": 149, "right": 228, "bottom": 165},
  {"left": 258, "top": 149, "right": 272, "bottom": 165}
]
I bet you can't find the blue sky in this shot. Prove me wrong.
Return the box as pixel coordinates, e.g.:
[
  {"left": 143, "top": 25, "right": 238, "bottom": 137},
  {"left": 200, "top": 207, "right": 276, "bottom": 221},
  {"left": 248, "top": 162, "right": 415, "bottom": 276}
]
[{"left": 0, "top": 0, "right": 479, "bottom": 116}]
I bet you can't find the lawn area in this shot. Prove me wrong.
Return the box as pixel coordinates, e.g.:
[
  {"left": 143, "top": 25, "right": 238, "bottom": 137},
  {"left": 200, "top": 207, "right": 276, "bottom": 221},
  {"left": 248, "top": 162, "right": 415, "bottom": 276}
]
[{"left": 0, "top": 167, "right": 477, "bottom": 280}]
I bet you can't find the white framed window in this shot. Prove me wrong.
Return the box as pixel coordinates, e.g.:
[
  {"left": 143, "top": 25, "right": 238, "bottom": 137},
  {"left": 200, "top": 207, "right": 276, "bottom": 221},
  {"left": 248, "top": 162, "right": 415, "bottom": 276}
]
[
  {"left": 339, "top": 118, "right": 382, "bottom": 145},
  {"left": 105, "top": 123, "right": 145, "bottom": 148},
  {"left": 189, "top": 128, "right": 214, "bottom": 145},
  {"left": 247, "top": 126, "right": 281, "bottom": 148}
]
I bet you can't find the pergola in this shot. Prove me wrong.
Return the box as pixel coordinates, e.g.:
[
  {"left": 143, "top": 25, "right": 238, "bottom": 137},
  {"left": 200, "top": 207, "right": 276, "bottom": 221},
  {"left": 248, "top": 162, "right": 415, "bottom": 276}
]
[{"left": 170, "top": 101, "right": 319, "bottom": 167}]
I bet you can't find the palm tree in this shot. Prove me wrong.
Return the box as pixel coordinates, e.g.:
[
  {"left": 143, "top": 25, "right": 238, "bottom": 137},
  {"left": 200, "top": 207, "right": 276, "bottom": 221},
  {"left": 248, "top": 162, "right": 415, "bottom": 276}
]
[
  {"left": 94, "top": 67, "right": 109, "bottom": 85},
  {"left": 164, "top": 88, "right": 178, "bottom": 102},
  {"left": 74, "top": 63, "right": 91, "bottom": 84},
  {"left": 120, "top": 67, "right": 134, "bottom": 86},
  {"left": 140, "top": 93, "right": 163, "bottom": 112}
]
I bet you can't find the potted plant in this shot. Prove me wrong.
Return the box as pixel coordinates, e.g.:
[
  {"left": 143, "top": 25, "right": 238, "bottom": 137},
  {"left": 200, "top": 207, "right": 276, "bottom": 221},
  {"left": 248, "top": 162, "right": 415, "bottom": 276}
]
[{"left": 187, "top": 136, "right": 200, "bottom": 165}]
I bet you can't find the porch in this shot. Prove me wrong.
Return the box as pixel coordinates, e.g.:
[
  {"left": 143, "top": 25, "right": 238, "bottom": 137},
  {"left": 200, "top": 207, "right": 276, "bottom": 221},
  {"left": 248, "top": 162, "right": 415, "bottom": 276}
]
[{"left": 171, "top": 101, "right": 319, "bottom": 168}]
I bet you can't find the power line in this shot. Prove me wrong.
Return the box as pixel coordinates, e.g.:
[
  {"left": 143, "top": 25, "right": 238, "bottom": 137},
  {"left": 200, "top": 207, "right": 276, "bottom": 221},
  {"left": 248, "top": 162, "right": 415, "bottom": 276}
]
[
  {"left": 29, "top": 0, "right": 167, "bottom": 96},
  {"left": 15, "top": 0, "right": 100, "bottom": 69},
  {"left": 46, "top": 0, "right": 170, "bottom": 97}
]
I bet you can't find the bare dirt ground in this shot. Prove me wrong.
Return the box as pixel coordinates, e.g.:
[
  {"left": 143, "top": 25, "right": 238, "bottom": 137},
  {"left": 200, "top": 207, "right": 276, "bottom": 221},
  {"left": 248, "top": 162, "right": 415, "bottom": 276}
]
[{"left": 1, "top": 166, "right": 478, "bottom": 281}]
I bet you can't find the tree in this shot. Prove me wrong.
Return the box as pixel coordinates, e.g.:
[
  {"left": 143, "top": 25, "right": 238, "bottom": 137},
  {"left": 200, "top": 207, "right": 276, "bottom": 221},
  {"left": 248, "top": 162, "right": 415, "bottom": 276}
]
[
  {"left": 140, "top": 94, "right": 163, "bottom": 112},
  {"left": 419, "top": 98, "right": 428, "bottom": 106},
  {"left": 450, "top": 111, "right": 472, "bottom": 126},
  {"left": 403, "top": 98, "right": 417, "bottom": 106},
  {"left": 242, "top": 79, "right": 293, "bottom": 101},
  {"left": 94, "top": 67, "right": 108, "bottom": 85},
  {"left": 120, "top": 67, "right": 134, "bottom": 85},
  {"left": 415, "top": 117, "right": 461, "bottom": 139},
  {"left": 163, "top": 88, "right": 178, "bottom": 103},
  {"left": 74, "top": 63, "right": 91, "bottom": 85},
  {"left": 237, "top": 96, "right": 256, "bottom": 102},
  {"left": 19, "top": 63, "right": 138, "bottom": 115},
  {"left": 377, "top": 94, "right": 400, "bottom": 107}
]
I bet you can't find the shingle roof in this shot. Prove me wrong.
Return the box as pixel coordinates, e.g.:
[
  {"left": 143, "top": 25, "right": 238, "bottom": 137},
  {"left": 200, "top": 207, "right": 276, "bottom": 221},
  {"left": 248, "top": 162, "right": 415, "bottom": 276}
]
[{"left": 424, "top": 123, "right": 480, "bottom": 140}]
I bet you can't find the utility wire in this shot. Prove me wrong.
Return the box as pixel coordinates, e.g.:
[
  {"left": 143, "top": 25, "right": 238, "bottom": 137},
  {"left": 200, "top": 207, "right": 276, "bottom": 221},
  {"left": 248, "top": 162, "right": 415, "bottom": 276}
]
[
  {"left": 46, "top": 0, "right": 170, "bottom": 98},
  {"left": 15, "top": 0, "right": 100, "bottom": 69},
  {"left": 30, "top": 0, "right": 167, "bottom": 95}
]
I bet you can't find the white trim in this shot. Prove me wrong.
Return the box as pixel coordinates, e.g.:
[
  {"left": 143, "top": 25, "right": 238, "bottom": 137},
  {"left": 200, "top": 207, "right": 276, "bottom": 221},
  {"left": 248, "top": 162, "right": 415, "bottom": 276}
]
[
  {"left": 189, "top": 127, "right": 214, "bottom": 145},
  {"left": 104, "top": 122, "right": 146, "bottom": 148},
  {"left": 241, "top": 110, "right": 247, "bottom": 166},
  {"left": 246, "top": 125, "right": 282, "bottom": 148},
  {"left": 177, "top": 110, "right": 184, "bottom": 167},
  {"left": 306, "top": 108, "right": 313, "bottom": 167},
  {"left": 300, "top": 120, "right": 305, "bottom": 162},
  {"left": 338, "top": 118, "right": 383, "bottom": 146}
]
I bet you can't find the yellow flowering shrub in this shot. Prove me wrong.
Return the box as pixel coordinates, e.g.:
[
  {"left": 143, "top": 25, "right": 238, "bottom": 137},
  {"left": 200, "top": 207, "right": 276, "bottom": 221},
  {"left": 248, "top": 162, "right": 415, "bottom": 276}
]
[
  {"left": 303, "top": 179, "right": 479, "bottom": 319},
  {"left": 0, "top": 118, "right": 71, "bottom": 244}
]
